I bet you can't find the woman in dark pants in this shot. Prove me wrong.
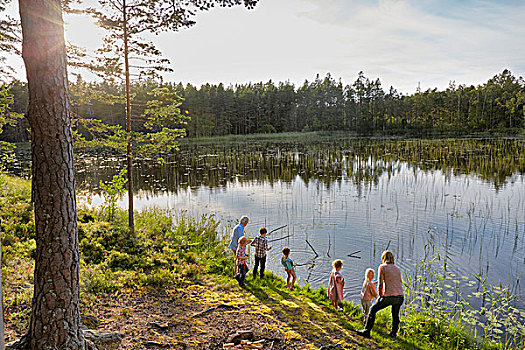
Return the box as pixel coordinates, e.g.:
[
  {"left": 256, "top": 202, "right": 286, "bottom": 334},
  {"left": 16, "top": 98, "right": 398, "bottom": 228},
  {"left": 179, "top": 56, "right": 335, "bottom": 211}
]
[{"left": 357, "top": 250, "right": 404, "bottom": 339}]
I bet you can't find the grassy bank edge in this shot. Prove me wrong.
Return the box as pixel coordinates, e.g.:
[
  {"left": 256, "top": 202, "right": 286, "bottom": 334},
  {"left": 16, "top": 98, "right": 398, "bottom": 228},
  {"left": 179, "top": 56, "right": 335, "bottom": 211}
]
[
  {"left": 179, "top": 129, "right": 525, "bottom": 145},
  {"left": 0, "top": 173, "right": 518, "bottom": 349}
]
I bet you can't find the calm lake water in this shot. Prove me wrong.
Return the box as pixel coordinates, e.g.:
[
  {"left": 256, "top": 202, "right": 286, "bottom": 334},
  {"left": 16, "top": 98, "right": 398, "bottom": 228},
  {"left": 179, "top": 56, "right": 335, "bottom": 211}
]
[{"left": 11, "top": 136, "right": 525, "bottom": 309}]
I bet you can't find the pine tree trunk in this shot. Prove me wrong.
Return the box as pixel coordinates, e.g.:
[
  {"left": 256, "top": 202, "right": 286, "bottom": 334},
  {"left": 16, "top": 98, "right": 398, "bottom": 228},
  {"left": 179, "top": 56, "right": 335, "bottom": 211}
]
[
  {"left": 19, "top": 0, "right": 83, "bottom": 348},
  {"left": 123, "top": 0, "right": 135, "bottom": 233}
]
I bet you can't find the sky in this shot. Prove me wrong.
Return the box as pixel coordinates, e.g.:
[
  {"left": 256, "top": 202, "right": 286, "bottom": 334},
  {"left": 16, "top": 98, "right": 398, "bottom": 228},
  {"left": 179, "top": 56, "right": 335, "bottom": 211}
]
[{"left": 5, "top": 0, "right": 525, "bottom": 94}]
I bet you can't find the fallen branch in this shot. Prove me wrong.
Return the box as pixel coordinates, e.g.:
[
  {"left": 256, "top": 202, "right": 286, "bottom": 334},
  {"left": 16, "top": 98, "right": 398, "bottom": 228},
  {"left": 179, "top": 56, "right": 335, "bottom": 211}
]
[
  {"left": 144, "top": 340, "right": 169, "bottom": 348},
  {"left": 305, "top": 239, "right": 319, "bottom": 257},
  {"left": 223, "top": 339, "right": 265, "bottom": 350},
  {"left": 319, "top": 344, "right": 342, "bottom": 350},
  {"left": 347, "top": 250, "right": 360, "bottom": 257},
  {"left": 191, "top": 303, "right": 238, "bottom": 318},
  {"left": 327, "top": 234, "right": 331, "bottom": 257},
  {"left": 147, "top": 320, "right": 183, "bottom": 331},
  {"left": 225, "top": 330, "right": 254, "bottom": 345},
  {"left": 347, "top": 250, "right": 361, "bottom": 259}
]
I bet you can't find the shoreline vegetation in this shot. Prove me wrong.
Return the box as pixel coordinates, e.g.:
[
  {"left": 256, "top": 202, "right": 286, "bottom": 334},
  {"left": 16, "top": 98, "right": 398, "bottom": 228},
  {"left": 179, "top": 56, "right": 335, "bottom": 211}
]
[
  {"left": 8, "top": 129, "right": 525, "bottom": 153},
  {"left": 178, "top": 130, "right": 525, "bottom": 144},
  {"left": 1, "top": 174, "right": 524, "bottom": 349}
]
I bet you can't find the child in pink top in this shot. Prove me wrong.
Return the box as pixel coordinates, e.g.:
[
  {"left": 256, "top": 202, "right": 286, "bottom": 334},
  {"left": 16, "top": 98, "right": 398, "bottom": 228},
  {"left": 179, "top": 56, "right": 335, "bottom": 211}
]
[
  {"left": 360, "top": 268, "right": 378, "bottom": 325},
  {"left": 328, "top": 259, "right": 345, "bottom": 311}
]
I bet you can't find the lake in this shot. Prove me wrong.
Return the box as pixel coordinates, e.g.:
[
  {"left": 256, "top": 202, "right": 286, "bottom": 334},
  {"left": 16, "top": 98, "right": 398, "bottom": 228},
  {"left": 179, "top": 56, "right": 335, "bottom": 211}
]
[{"left": 10, "top": 136, "right": 525, "bottom": 309}]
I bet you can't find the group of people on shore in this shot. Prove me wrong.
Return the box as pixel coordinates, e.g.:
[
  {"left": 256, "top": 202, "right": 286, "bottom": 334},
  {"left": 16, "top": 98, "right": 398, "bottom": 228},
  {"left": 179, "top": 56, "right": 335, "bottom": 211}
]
[{"left": 227, "top": 216, "right": 404, "bottom": 339}]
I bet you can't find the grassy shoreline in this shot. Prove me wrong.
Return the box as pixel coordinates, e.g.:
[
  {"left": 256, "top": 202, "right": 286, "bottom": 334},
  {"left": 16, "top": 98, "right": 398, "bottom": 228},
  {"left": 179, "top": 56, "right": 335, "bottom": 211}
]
[
  {"left": 7, "top": 130, "right": 525, "bottom": 159},
  {"left": 179, "top": 129, "right": 525, "bottom": 145},
  {"left": 1, "top": 173, "right": 523, "bottom": 349}
]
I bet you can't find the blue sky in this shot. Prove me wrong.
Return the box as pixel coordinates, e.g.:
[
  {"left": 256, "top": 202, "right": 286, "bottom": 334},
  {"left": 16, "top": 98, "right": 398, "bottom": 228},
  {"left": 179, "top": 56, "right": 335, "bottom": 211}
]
[{"left": 5, "top": 0, "right": 525, "bottom": 93}]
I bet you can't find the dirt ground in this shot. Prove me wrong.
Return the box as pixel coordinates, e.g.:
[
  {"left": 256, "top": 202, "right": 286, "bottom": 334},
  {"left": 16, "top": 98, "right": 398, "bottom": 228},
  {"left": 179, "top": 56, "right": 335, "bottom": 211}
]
[
  {"left": 7, "top": 277, "right": 384, "bottom": 349},
  {"left": 85, "top": 282, "right": 314, "bottom": 349}
]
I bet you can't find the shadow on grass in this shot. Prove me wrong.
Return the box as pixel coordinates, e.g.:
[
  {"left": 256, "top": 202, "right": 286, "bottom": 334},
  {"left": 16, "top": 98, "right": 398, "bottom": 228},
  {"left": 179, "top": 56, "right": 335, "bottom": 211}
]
[{"left": 241, "top": 273, "right": 424, "bottom": 350}]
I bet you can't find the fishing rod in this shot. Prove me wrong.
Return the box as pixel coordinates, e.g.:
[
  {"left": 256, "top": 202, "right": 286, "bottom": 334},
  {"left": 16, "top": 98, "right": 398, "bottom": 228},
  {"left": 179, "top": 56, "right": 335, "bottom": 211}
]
[
  {"left": 267, "top": 225, "right": 289, "bottom": 242},
  {"left": 269, "top": 234, "right": 290, "bottom": 243},
  {"left": 268, "top": 224, "right": 287, "bottom": 235}
]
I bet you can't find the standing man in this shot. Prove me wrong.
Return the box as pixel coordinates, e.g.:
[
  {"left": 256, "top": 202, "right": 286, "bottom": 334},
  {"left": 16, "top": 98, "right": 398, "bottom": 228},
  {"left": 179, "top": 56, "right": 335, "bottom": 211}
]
[
  {"left": 228, "top": 216, "right": 250, "bottom": 275},
  {"left": 229, "top": 215, "right": 250, "bottom": 254}
]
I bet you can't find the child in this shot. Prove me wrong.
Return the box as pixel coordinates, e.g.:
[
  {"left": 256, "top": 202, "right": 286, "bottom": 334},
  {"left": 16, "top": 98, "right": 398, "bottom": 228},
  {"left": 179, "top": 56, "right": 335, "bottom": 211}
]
[
  {"left": 234, "top": 236, "right": 250, "bottom": 287},
  {"left": 251, "top": 227, "right": 272, "bottom": 278},
  {"left": 281, "top": 247, "right": 296, "bottom": 291},
  {"left": 328, "top": 259, "right": 345, "bottom": 311},
  {"left": 360, "top": 268, "right": 378, "bottom": 325}
]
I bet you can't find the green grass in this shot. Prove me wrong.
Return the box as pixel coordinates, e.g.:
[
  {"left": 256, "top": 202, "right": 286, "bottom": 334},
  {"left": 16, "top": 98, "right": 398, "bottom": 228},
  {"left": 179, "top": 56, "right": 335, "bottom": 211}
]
[
  {"left": 1, "top": 173, "right": 523, "bottom": 349},
  {"left": 181, "top": 130, "right": 525, "bottom": 145}
]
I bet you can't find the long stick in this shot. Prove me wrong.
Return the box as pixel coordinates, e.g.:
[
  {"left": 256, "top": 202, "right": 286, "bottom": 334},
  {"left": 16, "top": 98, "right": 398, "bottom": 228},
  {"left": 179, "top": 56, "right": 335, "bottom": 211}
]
[
  {"left": 347, "top": 250, "right": 361, "bottom": 259},
  {"left": 1, "top": 219, "right": 5, "bottom": 350},
  {"left": 269, "top": 235, "right": 290, "bottom": 243},
  {"left": 305, "top": 239, "right": 319, "bottom": 257},
  {"left": 268, "top": 225, "right": 287, "bottom": 235}
]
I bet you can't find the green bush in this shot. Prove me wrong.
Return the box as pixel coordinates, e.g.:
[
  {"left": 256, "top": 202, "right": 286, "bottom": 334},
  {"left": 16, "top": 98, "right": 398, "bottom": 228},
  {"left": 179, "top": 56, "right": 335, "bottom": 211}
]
[
  {"left": 78, "top": 211, "right": 95, "bottom": 223},
  {"left": 402, "top": 312, "right": 478, "bottom": 349},
  {"left": 137, "top": 268, "right": 176, "bottom": 287},
  {"left": 207, "top": 255, "right": 232, "bottom": 275},
  {"left": 81, "top": 266, "right": 128, "bottom": 294},
  {"left": 107, "top": 250, "right": 134, "bottom": 270},
  {"left": 80, "top": 237, "right": 105, "bottom": 264}
]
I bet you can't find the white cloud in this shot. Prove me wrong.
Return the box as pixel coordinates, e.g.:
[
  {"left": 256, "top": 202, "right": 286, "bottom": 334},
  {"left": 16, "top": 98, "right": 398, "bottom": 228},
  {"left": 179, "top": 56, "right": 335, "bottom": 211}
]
[
  {"left": 294, "top": 0, "right": 525, "bottom": 91},
  {"left": 4, "top": 0, "right": 524, "bottom": 93}
]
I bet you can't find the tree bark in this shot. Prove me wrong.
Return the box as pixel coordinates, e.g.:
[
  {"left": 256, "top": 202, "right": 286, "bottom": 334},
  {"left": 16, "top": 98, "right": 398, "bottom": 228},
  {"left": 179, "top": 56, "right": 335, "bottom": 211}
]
[
  {"left": 123, "top": 0, "right": 135, "bottom": 233},
  {"left": 19, "top": 0, "right": 83, "bottom": 348}
]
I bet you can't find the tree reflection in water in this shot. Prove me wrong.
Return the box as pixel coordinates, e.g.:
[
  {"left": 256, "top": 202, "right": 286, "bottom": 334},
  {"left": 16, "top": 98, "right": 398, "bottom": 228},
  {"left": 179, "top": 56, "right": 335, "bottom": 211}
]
[{"left": 75, "top": 138, "right": 525, "bottom": 195}]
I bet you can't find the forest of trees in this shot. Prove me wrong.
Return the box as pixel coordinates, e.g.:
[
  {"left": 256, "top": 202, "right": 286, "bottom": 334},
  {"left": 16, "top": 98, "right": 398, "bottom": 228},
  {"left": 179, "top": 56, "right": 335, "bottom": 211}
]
[{"left": 1, "top": 69, "right": 524, "bottom": 143}]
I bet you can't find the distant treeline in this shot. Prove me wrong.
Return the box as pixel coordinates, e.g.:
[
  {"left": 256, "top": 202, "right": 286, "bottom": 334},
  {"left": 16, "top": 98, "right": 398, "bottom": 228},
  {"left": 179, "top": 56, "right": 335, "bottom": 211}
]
[{"left": 1, "top": 69, "right": 524, "bottom": 142}]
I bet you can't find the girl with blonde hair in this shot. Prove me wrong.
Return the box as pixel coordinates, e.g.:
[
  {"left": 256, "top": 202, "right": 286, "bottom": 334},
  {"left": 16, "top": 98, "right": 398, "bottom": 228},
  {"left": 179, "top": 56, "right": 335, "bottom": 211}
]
[{"left": 360, "top": 268, "right": 378, "bottom": 325}]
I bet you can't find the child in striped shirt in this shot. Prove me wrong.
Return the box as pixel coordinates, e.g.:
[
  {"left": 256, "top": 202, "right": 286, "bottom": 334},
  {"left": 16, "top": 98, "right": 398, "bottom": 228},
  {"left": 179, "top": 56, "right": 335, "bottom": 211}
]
[{"left": 234, "top": 236, "right": 250, "bottom": 287}]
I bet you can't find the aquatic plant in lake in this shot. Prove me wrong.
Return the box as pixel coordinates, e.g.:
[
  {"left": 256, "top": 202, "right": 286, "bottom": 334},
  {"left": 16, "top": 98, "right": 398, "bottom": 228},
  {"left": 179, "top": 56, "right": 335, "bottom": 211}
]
[{"left": 404, "top": 227, "right": 525, "bottom": 348}]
